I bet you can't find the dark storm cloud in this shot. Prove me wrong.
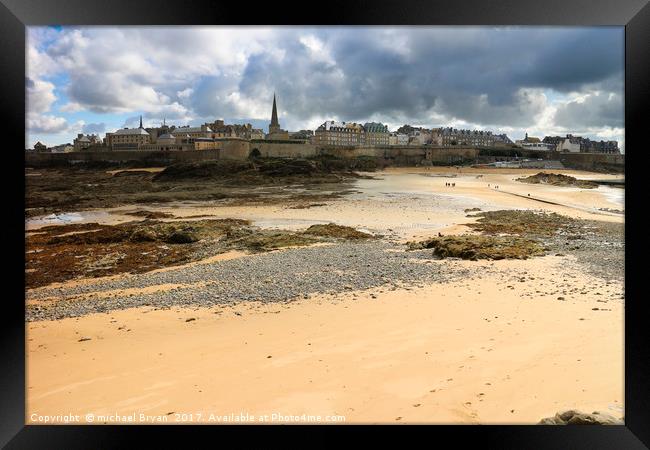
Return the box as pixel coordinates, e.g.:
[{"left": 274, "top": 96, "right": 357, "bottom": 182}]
[
  {"left": 224, "top": 27, "right": 623, "bottom": 128},
  {"left": 508, "top": 28, "right": 624, "bottom": 92}
]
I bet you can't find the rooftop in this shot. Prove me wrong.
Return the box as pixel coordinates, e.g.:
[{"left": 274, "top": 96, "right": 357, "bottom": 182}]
[
  {"left": 172, "top": 126, "right": 212, "bottom": 133},
  {"left": 363, "top": 122, "right": 389, "bottom": 133},
  {"left": 113, "top": 127, "right": 150, "bottom": 136}
]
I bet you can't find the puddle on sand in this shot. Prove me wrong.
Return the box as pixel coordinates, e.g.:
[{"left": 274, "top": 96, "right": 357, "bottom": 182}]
[{"left": 26, "top": 211, "right": 111, "bottom": 229}]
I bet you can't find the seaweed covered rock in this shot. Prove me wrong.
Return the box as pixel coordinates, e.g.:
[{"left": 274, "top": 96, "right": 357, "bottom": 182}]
[
  {"left": 255, "top": 159, "right": 320, "bottom": 176},
  {"left": 466, "top": 210, "right": 579, "bottom": 236},
  {"left": 129, "top": 228, "right": 158, "bottom": 242},
  {"left": 407, "top": 235, "right": 545, "bottom": 260},
  {"left": 538, "top": 410, "right": 623, "bottom": 425},
  {"left": 123, "top": 210, "right": 176, "bottom": 219},
  {"left": 165, "top": 230, "right": 199, "bottom": 244},
  {"left": 153, "top": 161, "right": 254, "bottom": 181},
  {"left": 302, "top": 223, "right": 373, "bottom": 240},
  {"left": 231, "top": 231, "right": 317, "bottom": 252},
  {"left": 152, "top": 158, "right": 342, "bottom": 183}
]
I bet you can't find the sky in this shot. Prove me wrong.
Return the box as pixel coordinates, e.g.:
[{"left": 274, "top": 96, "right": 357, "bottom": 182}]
[{"left": 26, "top": 26, "right": 625, "bottom": 151}]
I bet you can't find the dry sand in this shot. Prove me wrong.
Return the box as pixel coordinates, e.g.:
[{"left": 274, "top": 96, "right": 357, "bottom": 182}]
[
  {"left": 25, "top": 167, "right": 625, "bottom": 424},
  {"left": 26, "top": 256, "right": 623, "bottom": 424}
]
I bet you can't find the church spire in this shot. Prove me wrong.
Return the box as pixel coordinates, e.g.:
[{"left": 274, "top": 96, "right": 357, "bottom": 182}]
[
  {"left": 139, "top": 115, "right": 143, "bottom": 129},
  {"left": 270, "top": 93, "right": 279, "bottom": 128},
  {"left": 269, "top": 92, "right": 281, "bottom": 135}
]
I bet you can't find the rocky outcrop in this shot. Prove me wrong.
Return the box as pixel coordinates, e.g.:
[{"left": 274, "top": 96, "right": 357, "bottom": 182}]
[
  {"left": 539, "top": 410, "right": 623, "bottom": 425},
  {"left": 407, "top": 235, "right": 545, "bottom": 260},
  {"left": 516, "top": 172, "right": 598, "bottom": 189}
]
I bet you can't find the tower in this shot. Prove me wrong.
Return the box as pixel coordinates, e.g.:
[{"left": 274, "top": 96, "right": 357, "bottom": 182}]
[
  {"left": 269, "top": 93, "right": 280, "bottom": 134},
  {"left": 139, "top": 115, "right": 143, "bottom": 129}
]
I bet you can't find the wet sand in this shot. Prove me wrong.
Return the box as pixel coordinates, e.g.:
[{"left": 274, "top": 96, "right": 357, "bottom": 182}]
[
  {"left": 25, "top": 167, "right": 624, "bottom": 424},
  {"left": 27, "top": 167, "right": 624, "bottom": 236}
]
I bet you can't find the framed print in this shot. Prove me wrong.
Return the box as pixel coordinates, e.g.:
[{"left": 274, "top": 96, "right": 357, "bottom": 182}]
[{"left": 1, "top": 0, "right": 648, "bottom": 447}]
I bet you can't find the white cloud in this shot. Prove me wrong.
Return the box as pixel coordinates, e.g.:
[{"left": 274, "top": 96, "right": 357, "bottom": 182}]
[
  {"left": 27, "top": 114, "right": 68, "bottom": 133},
  {"left": 26, "top": 78, "right": 56, "bottom": 114},
  {"left": 59, "top": 102, "right": 84, "bottom": 113},
  {"left": 31, "top": 27, "right": 280, "bottom": 117},
  {"left": 27, "top": 44, "right": 57, "bottom": 76},
  {"left": 177, "top": 88, "right": 193, "bottom": 99},
  {"left": 553, "top": 91, "right": 623, "bottom": 129},
  {"left": 299, "top": 35, "right": 336, "bottom": 66}
]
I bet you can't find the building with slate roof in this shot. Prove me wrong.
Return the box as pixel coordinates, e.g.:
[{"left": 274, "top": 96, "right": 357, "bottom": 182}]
[{"left": 105, "top": 116, "right": 151, "bottom": 150}]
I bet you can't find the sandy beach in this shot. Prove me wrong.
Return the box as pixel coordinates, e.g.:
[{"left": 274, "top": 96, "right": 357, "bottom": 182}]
[{"left": 25, "top": 167, "right": 624, "bottom": 424}]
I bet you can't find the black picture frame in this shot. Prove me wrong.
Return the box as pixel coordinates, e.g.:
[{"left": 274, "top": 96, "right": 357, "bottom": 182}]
[{"left": 2, "top": 0, "right": 648, "bottom": 447}]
